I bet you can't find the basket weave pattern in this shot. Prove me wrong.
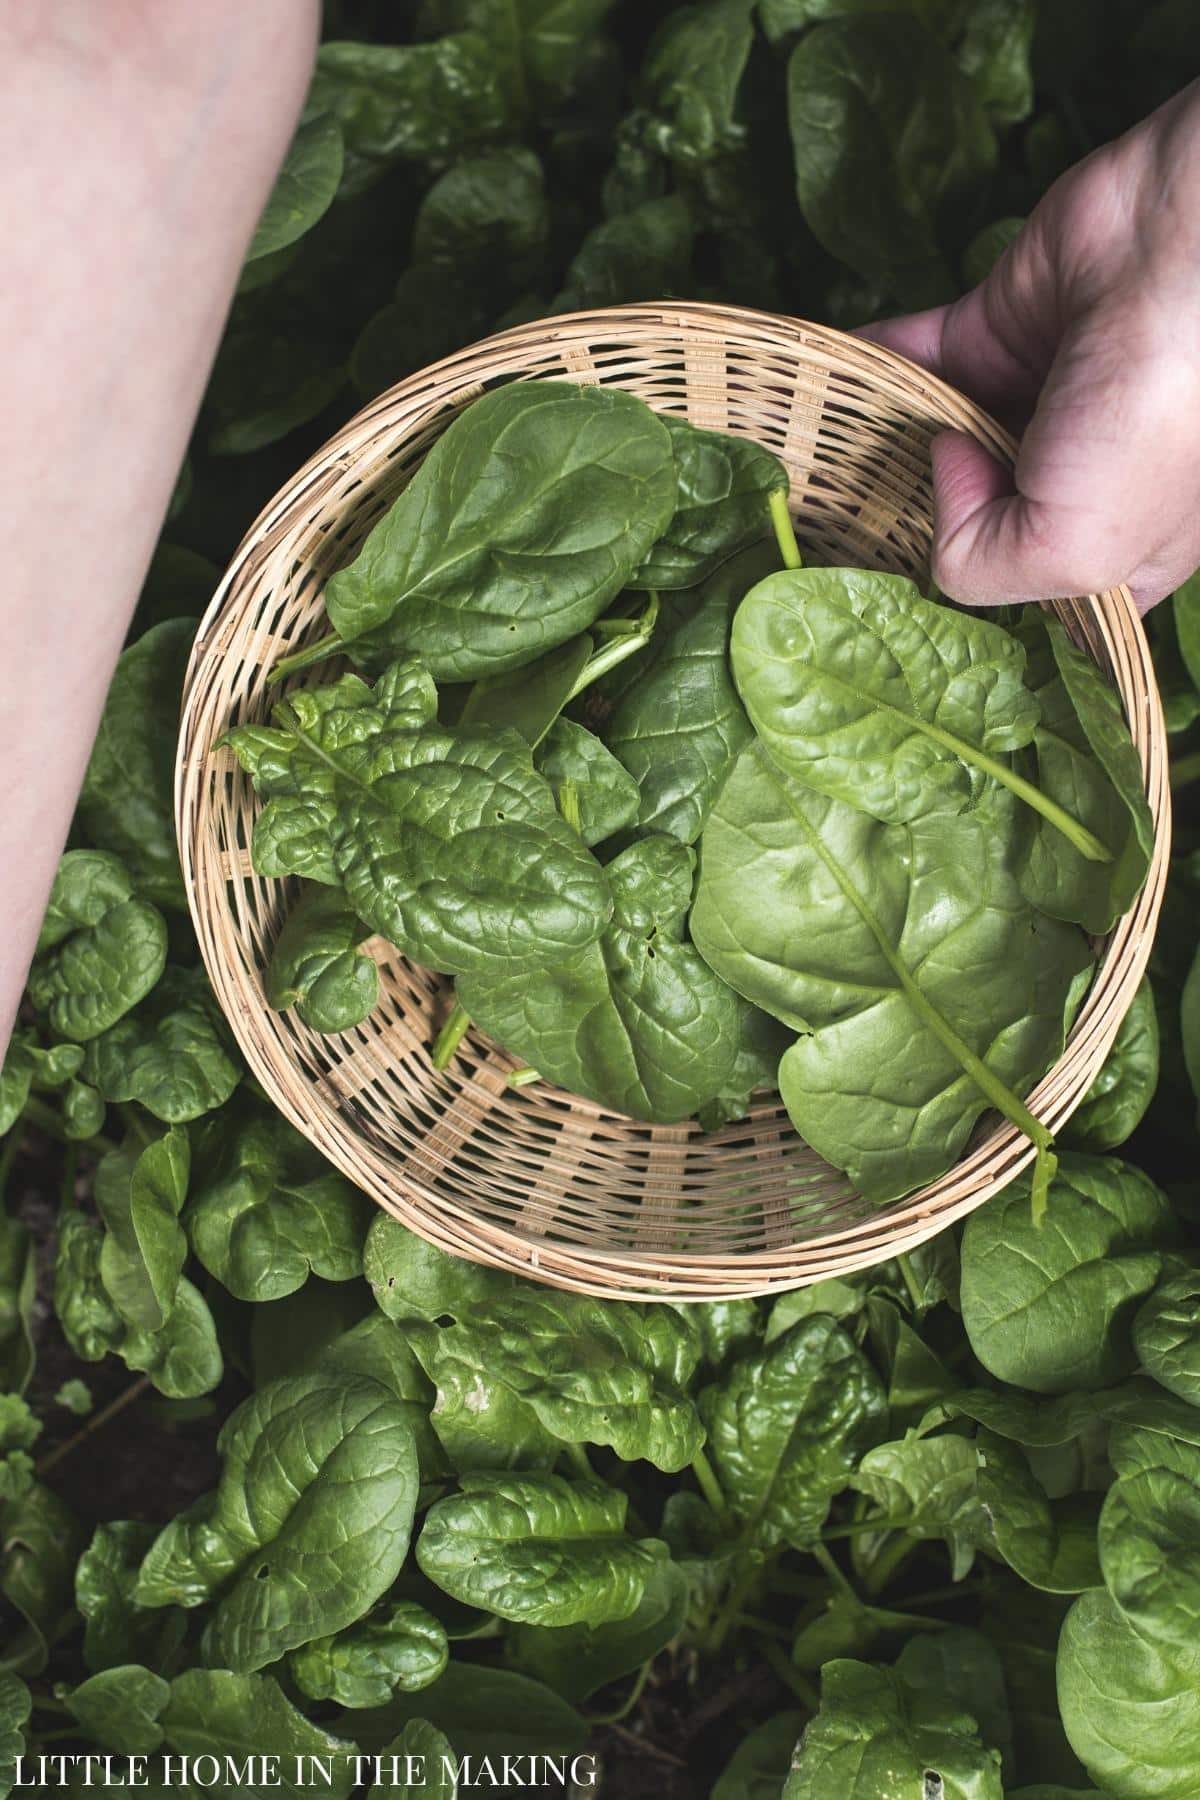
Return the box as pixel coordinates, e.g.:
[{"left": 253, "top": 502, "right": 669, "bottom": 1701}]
[{"left": 175, "top": 304, "right": 1170, "bottom": 1298}]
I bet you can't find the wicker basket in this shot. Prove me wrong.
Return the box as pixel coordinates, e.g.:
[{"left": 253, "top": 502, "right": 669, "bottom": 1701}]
[{"left": 175, "top": 302, "right": 1170, "bottom": 1300}]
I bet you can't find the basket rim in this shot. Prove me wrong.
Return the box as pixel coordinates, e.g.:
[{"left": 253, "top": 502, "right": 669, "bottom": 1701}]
[{"left": 175, "top": 300, "right": 1171, "bottom": 1298}]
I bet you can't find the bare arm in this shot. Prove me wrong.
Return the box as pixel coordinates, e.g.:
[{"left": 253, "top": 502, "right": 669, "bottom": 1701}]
[
  {"left": 862, "top": 80, "right": 1200, "bottom": 615},
  {"left": 0, "top": 0, "right": 319, "bottom": 1051}
]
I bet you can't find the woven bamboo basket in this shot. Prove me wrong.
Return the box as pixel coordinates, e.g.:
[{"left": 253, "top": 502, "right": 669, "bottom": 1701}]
[{"left": 175, "top": 302, "right": 1170, "bottom": 1300}]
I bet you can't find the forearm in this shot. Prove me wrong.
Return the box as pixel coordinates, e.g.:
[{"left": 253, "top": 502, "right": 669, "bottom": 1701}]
[{"left": 0, "top": 0, "right": 318, "bottom": 1049}]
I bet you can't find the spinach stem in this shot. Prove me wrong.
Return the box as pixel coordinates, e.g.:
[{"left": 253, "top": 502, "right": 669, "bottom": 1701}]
[
  {"left": 557, "top": 778, "right": 583, "bottom": 836},
  {"left": 769, "top": 489, "right": 803, "bottom": 570},
  {"left": 565, "top": 591, "right": 660, "bottom": 702},
  {"left": 706, "top": 1560, "right": 764, "bottom": 1655},
  {"left": 431, "top": 1002, "right": 471, "bottom": 1070},
  {"left": 507, "top": 1065, "right": 542, "bottom": 1089},
  {"left": 864, "top": 1530, "right": 918, "bottom": 1599},
  {"left": 760, "top": 1637, "right": 819, "bottom": 1711},
  {"left": 821, "top": 1516, "right": 909, "bottom": 1541},
  {"left": 563, "top": 1441, "right": 593, "bottom": 1480},
  {"left": 0, "top": 1125, "right": 24, "bottom": 1206},
  {"left": 910, "top": 713, "right": 1111, "bottom": 861},
  {"left": 778, "top": 774, "right": 1056, "bottom": 1164},
  {"left": 268, "top": 630, "right": 346, "bottom": 686},
  {"left": 1030, "top": 1145, "right": 1057, "bottom": 1228},
  {"left": 585, "top": 1657, "right": 653, "bottom": 1725},
  {"left": 810, "top": 1539, "right": 860, "bottom": 1603},
  {"left": 690, "top": 1446, "right": 731, "bottom": 1526},
  {"left": 895, "top": 1252, "right": 925, "bottom": 1312}
]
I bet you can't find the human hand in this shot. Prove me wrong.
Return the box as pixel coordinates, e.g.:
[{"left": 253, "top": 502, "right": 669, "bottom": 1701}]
[{"left": 860, "top": 80, "right": 1200, "bottom": 614}]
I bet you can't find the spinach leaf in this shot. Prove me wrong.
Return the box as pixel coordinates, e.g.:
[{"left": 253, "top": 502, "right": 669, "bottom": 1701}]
[
  {"left": 75, "top": 1522, "right": 177, "bottom": 1675},
  {"left": 788, "top": 16, "right": 995, "bottom": 302},
  {"left": 404, "top": 1287, "right": 705, "bottom": 1472},
  {"left": 458, "top": 834, "right": 741, "bottom": 1122},
  {"left": 417, "top": 1473, "right": 665, "bottom": 1626},
  {"left": 1064, "top": 974, "right": 1159, "bottom": 1151},
  {"left": 457, "top": 633, "right": 593, "bottom": 747},
  {"left": 0, "top": 1674, "right": 29, "bottom": 1795},
  {"left": 81, "top": 967, "right": 242, "bottom": 1123},
  {"left": 186, "top": 1105, "right": 372, "bottom": 1302},
  {"left": 95, "top": 1129, "right": 190, "bottom": 1333},
  {"left": 693, "top": 749, "right": 1090, "bottom": 1201},
  {"left": 960, "top": 1154, "right": 1175, "bottom": 1393},
  {"left": 308, "top": 382, "right": 676, "bottom": 682},
  {"left": 640, "top": 0, "right": 756, "bottom": 166},
  {"left": 1057, "top": 1589, "right": 1200, "bottom": 1800},
  {"left": 1135, "top": 1271, "right": 1200, "bottom": 1407},
  {"left": 699, "top": 1316, "right": 887, "bottom": 1549},
  {"left": 783, "top": 1658, "right": 1003, "bottom": 1798},
  {"left": 66, "top": 1665, "right": 169, "bottom": 1756},
  {"left": 607, "top": 541, "right": 774, "bottom": 842},
  {"left": 134, "top": 1373, "right": 418, "bottom": 1672},
  {"left": 366, "top": 1721, "right": 457, "bottom": 1800},
  {"left": 226, "top": 660, "right": 613, "bottom": 976},
  {"left": 506, "top": 1557, "right": 689, "bottom": 1702},
  {"left": 247, "top": 115, "right": 344, "bottom": 264},
  {"left": 853, "top": 1433, "right": 989, "bottom": 1582},
  {"left": 696, "top": 998, "right": 789, "bottom": 1130},
  {"left": 631, "top": 421, "right": 785, "bottom": 590},
  {"left": 28, "top": 852, "right": 167, "bottom": 1043},
  {"left": 552, "top": 195, "right": 695, "bottom": 312},
  {"left": 894, "top": 1625, "right": 1014, "bottom": 1782},
  {"left": 289, "top": 1600, "right": 448, "bottom": 1707},
  {"left": 712, "top": 1711, "right": 805, "bottom": 1800},
  {"left": 118, "top": 1277, "right": 224, "bottom": 1400},
  {"left": 533, "top": 717, "right": 641, "bottom": 846},
  {"left": 264, "top": 886, "right": 379, "bottom": 1034},
  {"left": 162, "top": 1669, "right": 356, "bottom": 1799},
  {"left": 1099, "top": 1420, "right": 1200, "bottom": 1657},
  {"left": 308, "top": 38, "right": 510, "bottom": 193},
  {"left": 419, "top": 0, "right": 619, "bottom": 116},
  {"left": 732, "top": 567, "right": 1106, "bottom": 861},
  {"left": 1014, "top": 611, "right": 1155, "bottom": 933},
  {"left": 77, "top": 621, "right": 194, "bottom": 910},
  {"left": 344, "top": 1662, "right": 586, "bottom": 1761}
]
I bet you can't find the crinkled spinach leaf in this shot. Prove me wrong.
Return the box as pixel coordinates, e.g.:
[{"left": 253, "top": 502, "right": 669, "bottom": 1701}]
[{"left": 459, "top": 834, "right": 740, "bottom": 1122}]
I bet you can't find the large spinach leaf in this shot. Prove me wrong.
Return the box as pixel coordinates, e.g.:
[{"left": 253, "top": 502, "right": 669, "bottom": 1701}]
[
  {"left": 134, "top": 1374, "right": 418, "bottom": 1673},
  {"left": 186, "top": 1105, "right": 372, "bottom": 1302},
  {"left": 417, "top": 1473, "right": 665, "bottom": 1626},
  {"left": 298, "top": 381, "right": 676, "bottom": 681},
  {"left": 1057, "top": 1589, "right": 1200, "bottom": 1799},
  {"left": 1098, "top": 1420, "right": 1200, "bottom": 1656},
  {"left": 783, "top": 1658, "right": 1003, "bottom": 1798},
  {"left": 960, "top": 1154, "right": 1175, "bottom": 1393},
  {"left": 732, "top": 566, "right": 1107, "bottom": 863},
  {"left": 788, "top": 16, "right": 995, "bottom": 302},
  {"left": 459, "top": 834, "right": 741, "bottom": 1122},
  {"left": 692, "top": 747, "right": 1090, "bottom": 1200},
  {"left": 699, "top": 1316, "right": 887, "bottom": 1549}
]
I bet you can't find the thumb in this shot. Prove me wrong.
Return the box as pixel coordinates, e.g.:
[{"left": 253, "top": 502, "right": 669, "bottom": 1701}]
[{"left": 928, "top": 431, "right": 1057, "bottom": 608}]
